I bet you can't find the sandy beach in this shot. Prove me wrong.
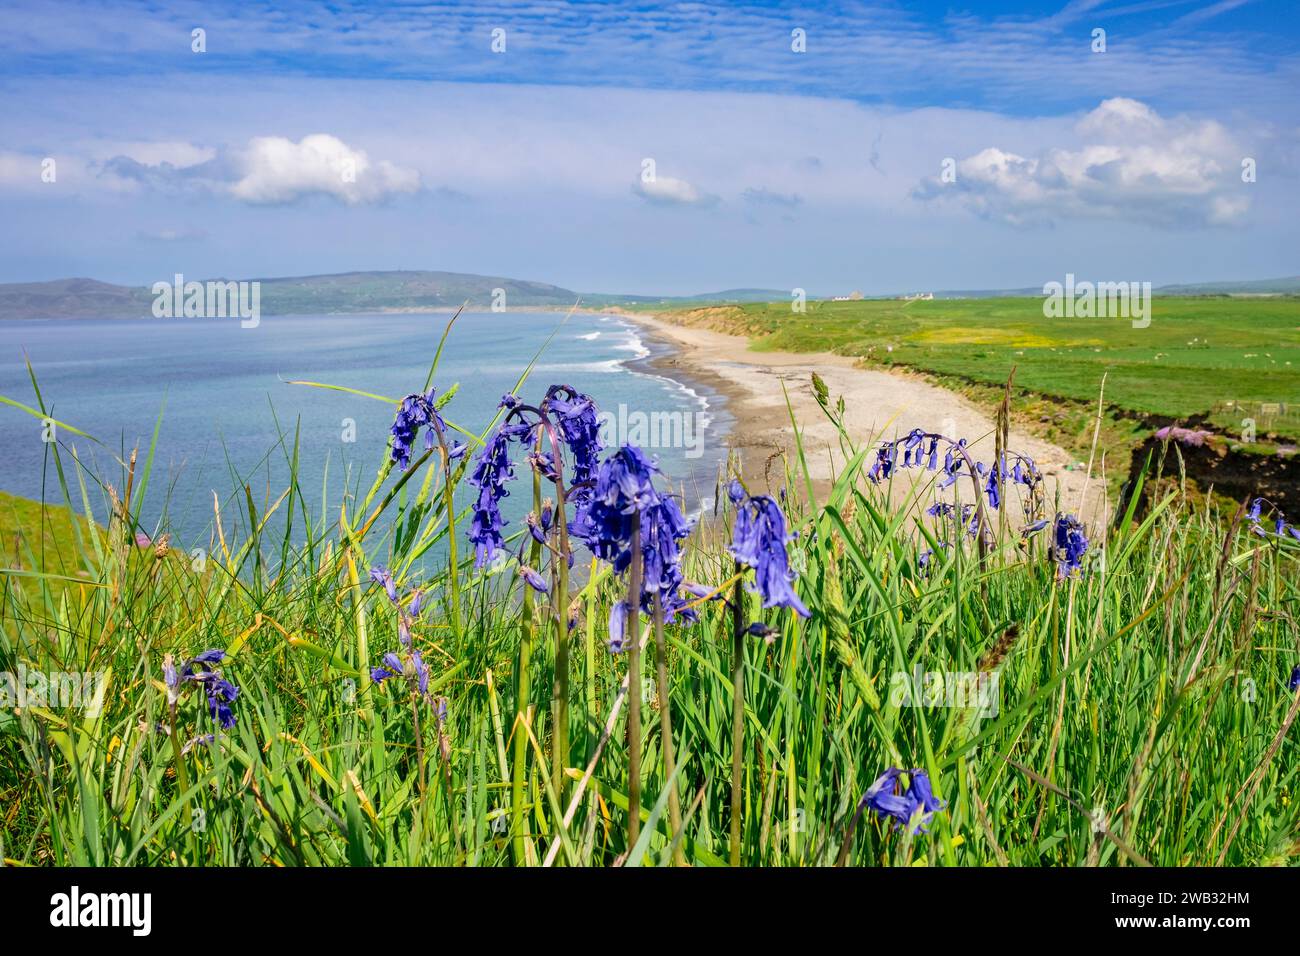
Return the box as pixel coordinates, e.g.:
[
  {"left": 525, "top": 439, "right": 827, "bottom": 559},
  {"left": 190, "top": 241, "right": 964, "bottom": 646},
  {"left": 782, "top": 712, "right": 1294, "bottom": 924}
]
[{"left": 625, "top": 311, "right": 1107, "bottom": 524}]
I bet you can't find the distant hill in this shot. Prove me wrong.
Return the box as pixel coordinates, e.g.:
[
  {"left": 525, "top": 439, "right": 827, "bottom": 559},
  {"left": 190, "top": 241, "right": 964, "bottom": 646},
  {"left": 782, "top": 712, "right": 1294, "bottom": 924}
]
[
  {"left": 0, "top": 271, "right": 588, "bottom": 319},
  {"left": 1153, "top": 276, "right": 1300, "bottom": 296},
  {"left": 583, "top": 288, "right": 792, "bottom": 308},
  {"left": 0, "top": 278, "right": 154, "bottom": 318},
  {"left": 2, "top": 271, "right": 1296, "bottom": 319},
  {"left": 896, "top": 278, "right": 1300, "bottom": 300},
  {"left": 0, "top": 272, "right": 796, "bottom": 319}
]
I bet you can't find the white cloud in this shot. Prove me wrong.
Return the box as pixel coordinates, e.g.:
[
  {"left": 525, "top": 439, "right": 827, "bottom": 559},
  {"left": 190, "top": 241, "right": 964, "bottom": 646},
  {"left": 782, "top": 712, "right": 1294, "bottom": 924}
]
[
  {"left": 913, "top": 98, "right": 1251, "bottom": 227},
  {"left": 0, "top": 151, "right": 43, "bottom": 189},
  {"left": 228, "top": 134, "right": 420, "bottom": 205},
  {"left": 631, "top": 174, "right": 717, "bottom": 206}
]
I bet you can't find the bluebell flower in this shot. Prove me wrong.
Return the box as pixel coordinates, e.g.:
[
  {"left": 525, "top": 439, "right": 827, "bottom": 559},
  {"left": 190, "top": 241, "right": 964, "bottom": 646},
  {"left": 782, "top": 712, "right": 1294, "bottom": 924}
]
[
  {"left": 370, "top": 566, "right": 398, "bottom": 603},
  {"left": 1241, "top": 496, "right": 1299, "bottom": 542},
  {"left": 904, "top": 770, "right": 944, "bottom": 833},
  {"left": 982, "top": 462, "right": 1001, "bottom": 509},
  {"left": 467, "top": 422, "right": 525, "bottom": 568},
  {"left": 371, "top": 651, "right": 405, "bottom": 683},
  {"left": 370, "top": 568, "right": 429, "bottom": 647},
  {"left": 608, "top": 600, "right": 629, "bottom": 654},
  {"left": 860, "top": 767, "right": 944, "bottom": 835},
  {"left": 413, "top": 650, "right": 429, "bottom": 697},
  {"left": 162, "top": 648, "right": 250, "bottom": 730},
  {"left": 577, "top": 444, "right": 661, "bottom": 572},
  {"left": 1021, "top": 518, "right": 1050, "bottom": 536},
  {"left": 187, "top": 649, "right": 226, "bottom": 667},
  {"left": 162, "top": 653, "right": 181, "bottom": 706},
  {"left": 528, "top": 450, "right": 560, "bottom": 481},
  {"left": 578, "top": 444, "right": 705, "bottom": 649},
  {"left": 372, "top": 648, "right": 432, "bottom": 703},
  {"left": 389, "top": 389, "right": 447, "bottom": 470},
  {"left": 519, "top": 565, "right": 549, "bottom": 593},
  {"left": 868, "top": 443, "right": 897, "bottom": 482},
  {"left": 683, "top": 581, "right": 724, "bottom": 603},
  {"left": 860, "top": 768, "right": 914, "bottom": 829},
  {"left": 374, "top": 651, "right": 430, "bottom": 701},
  {"left": 542, "top": 385, "right": 603, "bottom": 489},
  {"left": 1289, "top": 665, "right": 1300, "bottom": 693},
  {"left": 181, "top": 733, "right": 216, "bottom": 755},
  {"left": 173, "top": 651, "right": 239, "bottom": 729},
  {"left": 204, "top": 677, "right": 240, "bottom": 729},
  {"left": 1052, "top": 514, "right": 1089, "bottom": 579},
  {"left": 640, "top": 493, "right": 695, "bottom": 611},
  {"left": 729, "top": 487, "right": 811, "bottom": 618}
]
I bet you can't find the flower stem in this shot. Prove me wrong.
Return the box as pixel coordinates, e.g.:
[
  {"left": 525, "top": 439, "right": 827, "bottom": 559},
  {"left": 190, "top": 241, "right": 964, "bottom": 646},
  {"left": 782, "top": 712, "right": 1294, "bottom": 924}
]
[
  {"left": 626, "top": 515, "right": 643, "bottom": 853},
  {"left": 434, "top": 424, "right": 461, "bottom": 641},
  {"left": 729, "top": 559, "right": 747, "bottom": 866},
  {"left": 167, "top": 705, "right": 201, "bottom": 866},
  {"left": 510, "top": 466, "right": 545, "bottom": 865},
  {"left": 653, "top": 590, "right": 684, "bottom": 865},
  {"left": 551, "top": 481, "right": 572, "bottom": 801}
]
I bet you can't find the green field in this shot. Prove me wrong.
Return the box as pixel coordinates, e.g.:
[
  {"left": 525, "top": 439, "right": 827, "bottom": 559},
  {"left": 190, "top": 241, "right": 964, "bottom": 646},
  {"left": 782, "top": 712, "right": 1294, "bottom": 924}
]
[
  {"left": 655, "top": 296, "right": 1300, "bottom": 443},
  {"left": 0, "top": 491, "right": 97, "bottom": 599}
]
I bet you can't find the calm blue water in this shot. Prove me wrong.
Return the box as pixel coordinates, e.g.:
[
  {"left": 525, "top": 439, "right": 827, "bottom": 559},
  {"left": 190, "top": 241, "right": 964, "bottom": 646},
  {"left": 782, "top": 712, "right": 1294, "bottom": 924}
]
[{"left": 0, "top": 311, "right": 731, "bottom": 552}]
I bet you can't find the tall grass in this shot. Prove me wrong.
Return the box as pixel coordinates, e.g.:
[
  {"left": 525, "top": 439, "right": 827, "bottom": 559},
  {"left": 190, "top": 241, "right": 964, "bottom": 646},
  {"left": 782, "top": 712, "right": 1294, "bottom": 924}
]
[{"left": 1, "top": 343, "right": 1298, "bottom": 868}]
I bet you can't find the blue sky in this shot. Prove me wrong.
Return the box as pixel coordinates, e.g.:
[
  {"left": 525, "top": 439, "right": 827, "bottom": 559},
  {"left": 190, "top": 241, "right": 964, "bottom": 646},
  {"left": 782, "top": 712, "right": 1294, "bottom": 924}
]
[{"left": 1, "top": 0, "right": 1296, "bottom": 294}]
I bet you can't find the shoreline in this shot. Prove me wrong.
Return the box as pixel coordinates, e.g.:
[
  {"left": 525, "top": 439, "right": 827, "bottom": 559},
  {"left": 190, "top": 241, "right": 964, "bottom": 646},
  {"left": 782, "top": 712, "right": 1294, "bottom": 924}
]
[{"left": 616, "top": 309, "right": 1107, "bottom": 523}]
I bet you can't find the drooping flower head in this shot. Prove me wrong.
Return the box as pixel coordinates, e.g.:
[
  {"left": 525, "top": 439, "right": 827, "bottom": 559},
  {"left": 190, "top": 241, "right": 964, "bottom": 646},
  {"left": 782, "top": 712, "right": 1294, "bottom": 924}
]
[
  {"left": 163, "top": 653, "right": 180, "bottom": 706},
  {"left": 389, "top": 389, "right": 448, "bottom": 470},
  {"left": 577, "top": 444, "right": 661, "bottom": 572},
  {"left": 542, "top": 385, "right": 604, "bottom": 491},
  {"left": 369, "top": 572, "right": 435, "bottom": 703},
  {"left": 1289, "top": 664, "right": 1300, "bottom": 693},
  {"left": 369, "top": 565, "right": 398, "bottom": 603},
  {"left": 371, "top": 648, "right": 432, "bottom": 704},
  {"left": 577, "top": 444, "right": 702, "bottom": 651},
  {"left": 1052, "top": 513, "right": 1089, "bottom": 579},
  {"left": 860, "top": 767, "right": 944, "bottom": 835},
  {"left": 608, "top": 600, "right": 630, "bottom": 654},
  {"left": 728, "top": 483, "right": 810, "bottom": 617},
  {"left": 467, "top": 419, "right": 530, "bottom": 568},
  {"left": 640, "top": 492, "right": 695, "bottom": 612},
  {"left": 1245, "top": 496, "right": 1300, "bottom": 542},
  {"left": 463, "top": 387, "right": 609, "bottom": 569},
  {"left": 165, "top": 649, "right": 240, "bottom": 729}
]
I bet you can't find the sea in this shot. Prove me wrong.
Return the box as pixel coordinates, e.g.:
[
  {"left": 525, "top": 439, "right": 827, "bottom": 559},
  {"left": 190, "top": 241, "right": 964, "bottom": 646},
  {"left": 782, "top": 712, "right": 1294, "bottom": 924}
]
[{"left": 0, "top": 310, "right": 732, "bottom": 553}]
